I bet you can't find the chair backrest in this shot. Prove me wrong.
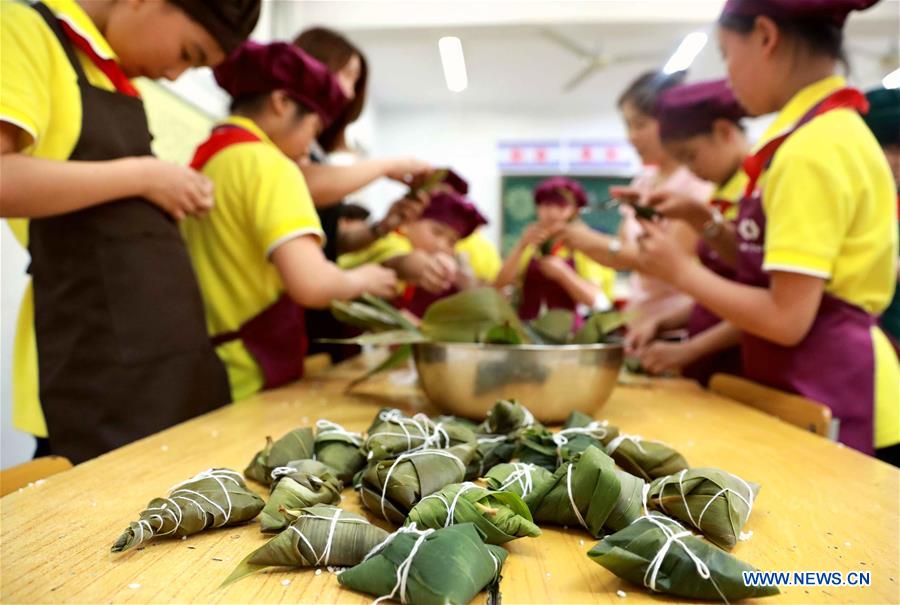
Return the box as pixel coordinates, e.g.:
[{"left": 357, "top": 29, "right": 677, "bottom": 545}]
[
  {"left": 0, "top": 456, "right": 73, "bottom": 497},
  {"left": 709, "top": 373, "right": 833, "bottom": 437}
]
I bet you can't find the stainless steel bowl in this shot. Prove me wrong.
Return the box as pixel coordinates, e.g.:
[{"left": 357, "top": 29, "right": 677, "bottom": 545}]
[{"left": 412, "top": 341, "right": 623, "bottom": 424}]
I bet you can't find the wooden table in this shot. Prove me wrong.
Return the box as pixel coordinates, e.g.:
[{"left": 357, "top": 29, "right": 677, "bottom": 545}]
[{"left": 2, "top": 355, "right": 898, "bottom": 604}]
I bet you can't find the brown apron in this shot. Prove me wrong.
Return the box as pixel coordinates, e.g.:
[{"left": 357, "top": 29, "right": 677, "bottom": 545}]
[{"left": 27, "top": 3, "right": 231, "bottom": 464}]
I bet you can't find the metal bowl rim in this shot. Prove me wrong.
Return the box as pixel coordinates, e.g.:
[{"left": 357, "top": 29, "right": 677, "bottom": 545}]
[{"left": 412, "top": 341, "right": 624, "bottom": 352}]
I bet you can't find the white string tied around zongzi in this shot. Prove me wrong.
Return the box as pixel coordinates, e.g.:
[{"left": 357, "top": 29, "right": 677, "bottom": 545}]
[
  {"left": 496, "top": 463, "right": 537, "bottom": 496},
  {"left": 553, "top": 421, "right": 610, "bottom": 464},
  {"left": 660, "top": 470, "right": 756, "bottom": 542},
  {"left": 565, "top": 463, "right": 590, "bottom": 531},
  {"left": 379, "top": 450, "right": 466, "bottom": 521},
  {"left": 367, "top": 410, "right": 448, "bottom": 456},
  {"left": 605, "top": 434, "right": 650, "bottom": 456},
  {"left": 167, "top": 469, "right": 240, "bottom": 530},
  {"left": 368, "top": 523, "right": 435, "bottom": 605},
  {"left": 315, "top": 419, "right": 364, "bottom": 447},
  {"left": 638, "top": 513, "right": 730, "bottom": 605},
  {"left": 145, "top": 498, "right": 183, "bottom": 537},
  {"left": 289, "top": 510, "right": 369, "bottom": 567},
  {"left": 420, "top": 482, "right": 480, "bottom": 527}
]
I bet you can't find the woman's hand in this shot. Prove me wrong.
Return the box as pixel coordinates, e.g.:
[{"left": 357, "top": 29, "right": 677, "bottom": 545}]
[
  {"left": 639, "top": 340, "right": 697, "bottom": 375},
  {"left": 384, "top": 158, "right": 432, "bottom": 184},
  {"left": 140, "top": 158, "right": 214, "bottom": 221},
  {"left": 642, "top": 189, "right": 713, "bottom": 230},
  {"left": 625, "top": 315, "right": 661, "bottom": 355},
  {"left": 633, "top": 219, "right": 693, "bottom": 283},
  {"left": 420, "top": 251, "right": 458, "bottom": 293},
  {"left": 349, "top": 263, "right": 399, "bottom": 299}
]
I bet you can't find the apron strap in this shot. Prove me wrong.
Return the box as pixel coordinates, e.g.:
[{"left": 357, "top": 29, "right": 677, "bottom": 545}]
[
  {"left": 742, "top": 87, "right": 869, "bottom": 197},
  {"left": 190, "top": 125, "right": 263, "bottom": 171},
  {"left": 31, "top": 2, "right": 89, "bottom": 86}
]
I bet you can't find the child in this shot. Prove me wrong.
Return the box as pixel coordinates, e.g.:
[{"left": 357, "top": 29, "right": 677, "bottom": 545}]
[
  {"left": 456, "top": 227, "right": 502, "bottom": 286},
  {"left": 0, "top": 0, "right": 260, "bottom": 462},
  {"left": 395, "top": 189, "right": 489, "bottom": 317},
  {"left": 630, "top": 79, "right": 751, "bottom": 385},
  {"left": 495, "top": 177, "right": 615, "bottom": 323},
  {"left": 180, "top": 41, "right": 397, "bottom": 401},
  {"left": 633, "top": 0, "right": 898, "bottom": 456}
]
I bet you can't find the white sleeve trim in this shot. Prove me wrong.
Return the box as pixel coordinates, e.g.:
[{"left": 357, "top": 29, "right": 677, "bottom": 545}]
[
  {"left": 0, "top": 115, "right": 37, "bottom": 143},
  {"left": 265, "top": 228, "right": 325, "bottom": 258},
  {"left": 762, "top": 262, "right": 830, "bottom": 279}
]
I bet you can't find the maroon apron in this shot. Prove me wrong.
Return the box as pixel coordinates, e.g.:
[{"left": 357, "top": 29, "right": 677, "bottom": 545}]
[
  {"left": 682, "top": 201, "right": 742, "bottom": 386},
  {"left": 518, "top": 245, "right": 583, "bottom": 327},
  {"left": 191, "top": 125, "right": 309, "bottom": 390},
  {"left": 735, "top": 87, "right": 876, "bottom": 454},
  {"left": 28, "top": 4, "right": 231, "bottom": 464}
]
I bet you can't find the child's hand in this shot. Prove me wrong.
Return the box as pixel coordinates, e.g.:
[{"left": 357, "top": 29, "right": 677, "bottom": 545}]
[
  {"left": 642, "top": 189, "right": 712, "bottom": 229},
  {"left": 638, "top": 340, "right": 696, "bottom": 375},
  {"left": 385, "top": 158, "right": 432, "bottom": 183},
  {"left": 625, "top": 316, "right": 660, "bottom": 355},
  {"left": 351, "top": 263, "right": 398, "bottom": 299},
  {"left": 538, "top": 255, "right": 572, "bottom": 282},
  {"left": 420, "top": 252, "right": 458, "bottom": 293},
  {"left": 520, "top": 223, "right": 554, "bottom": 248},
  {"left": 634, "top": 220, "right": 691, "bottom": 281},
  {"left": 140, "top": 158, "right": 214, "bottom": 221}
]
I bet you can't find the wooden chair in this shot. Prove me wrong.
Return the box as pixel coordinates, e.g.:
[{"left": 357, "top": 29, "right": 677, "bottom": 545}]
[
  {"left": 0, "top": 456, "right": 73, "bottom": 497},
  {"left": 709, "top": 373, "right": 835, "bottom": 438}
]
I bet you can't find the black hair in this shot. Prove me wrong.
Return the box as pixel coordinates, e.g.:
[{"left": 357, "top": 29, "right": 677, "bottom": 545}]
[
  {"left": 230, "top": 93, "right": 313, "bottom": 120},
  {"left": 338, "top": 203, "right": 371, "bottom": 221},
  {"left": 718, "top": 13, "right": 848, "bottom": 69},
  {"left": 617, "top": 70, "right": 688, "bottom": 115}
]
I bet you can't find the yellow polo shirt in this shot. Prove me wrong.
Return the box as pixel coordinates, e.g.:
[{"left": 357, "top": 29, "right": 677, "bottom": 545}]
[
  {"left": 455, "top": 229, "right": 502, "bottom": 283},
  {"left": 518, "top": 243, "right": 616, "bottom": 301},
  {"left": 337, "top": 231, "right": 412, "bottom": 270},
  {"left": 1, "top": 0, "right": 122, "bottom": 438},
  {"left": 180, "top": 116, "right": 324, "bottom": 402},
  {"left": 754, "top": 75, "right": 898, "bottom": 448}
]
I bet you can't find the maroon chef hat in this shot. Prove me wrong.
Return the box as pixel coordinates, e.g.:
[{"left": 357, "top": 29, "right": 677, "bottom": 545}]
[
  {"left": 169, "top": 0, "right": 260, "bottom": 54},
  {"left": 720, "top": 0, "right": 881, "bottom": 28},
  {"left": 213, "top": 41, "right": 349, "bottom": 128},
  {"left": 657, "top": 79, "right": 748, "bottom": 140},
  {"left": 534, "top": 176, "right": 588, "bottom": 208},
  {"left": 435, "top": 168, "right": 469, "bottom": 195},
  {"left": 421, "top": 190, "right": 488, "bottom": 239}
]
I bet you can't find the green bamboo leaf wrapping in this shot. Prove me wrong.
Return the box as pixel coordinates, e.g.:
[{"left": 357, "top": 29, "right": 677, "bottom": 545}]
[
  {"left": 604, "top": 469, "right": 648, "bottom": 533},
  {"left": 555, "top": 412, "right": 620, "bottom": 464},
  {"left": 365, "top": 408, "right": 476, "bottom": 463},
  {"left": 331, "top": 299, "right": 410, "bottom": 332},
  {"left": 648, "top": 468, "right": 759, "bottom": 550},
  {"left": 419, "top": 288, "right": 531, "bottom": 344},
  {"left": 318, "top": 329, "right": 428, "bottom": 346},
  {"left": 514, "top": 425, "right": 559, "bottom": 472},
  {"left": 483, "top": 462, "right": 555, "bottom": 502},
  {"left": 313, "top": 420, "right": 366, "bottom": 483},
  {"left": 358, "top": 444, "right": 476, "bottom": 524},
  {"left": 478, "top": 399, "right": 538, "bottom": 436},
  {"left": 481, "top": 323, "right": 524, "bottom": 345},
  {"left": 572, "top": 311, "right": 633, "bottom": 344},
  {"left": 260, "top": 460, "right": 343, "bottom": 533},
  {"left": 525, "top": 446, "right": 620, "bottom": 537},
  {"left": 338, "top": 523, "right": 508, "bottom": 605},
  {"left": 111, "top": 469, "right": 264, "bottom": 553},
  {"left": 405, "top": 482, "right": 541, "bottom": 545},
  {"left": 529, "top": 309, "right": 575, "bottom": 344},
  {"left": 244, "top": 428, "right": 316, "bottom": 486},
  {"left": 360, "top": 293, "right": 420, "bottom": 331},
  {"left": 587, "top": 516, "right": 779, "bottom": 600},
  {"left": 222, "top": 505, "right": 389, "bottom": 586},
  {"left": 465, "top": 433, "right": 517, "bottom": 480},
  {"left": 602, "top": 433, "right": 689, "bottom": 481}
]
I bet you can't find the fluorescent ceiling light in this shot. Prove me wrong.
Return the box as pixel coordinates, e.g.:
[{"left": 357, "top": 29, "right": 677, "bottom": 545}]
[
  {"left": 883, "top": 67, "right": 900, "bottom": 89},
  {"left": 439, "top": 36, "right": 468, "bottom": 92},
  {"left": 663, "top": 32, "right": 708, "bottom": 74}
]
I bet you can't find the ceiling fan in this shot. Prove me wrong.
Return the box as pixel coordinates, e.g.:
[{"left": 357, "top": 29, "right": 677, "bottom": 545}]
[{"left": 539, "top": 27, "right": 660, "bottom": 92}]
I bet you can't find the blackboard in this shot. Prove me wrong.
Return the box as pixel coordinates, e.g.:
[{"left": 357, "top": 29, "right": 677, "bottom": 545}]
[{"left": 500, "top": 175, "right": 633, "bottom": 255}]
